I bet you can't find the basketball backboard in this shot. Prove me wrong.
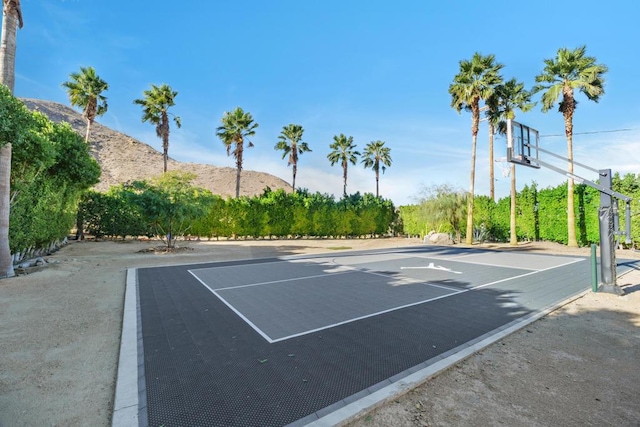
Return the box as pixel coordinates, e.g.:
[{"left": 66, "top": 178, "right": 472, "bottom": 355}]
[{"left": 506, "top": 119, "right": 540, "bottom": 168}]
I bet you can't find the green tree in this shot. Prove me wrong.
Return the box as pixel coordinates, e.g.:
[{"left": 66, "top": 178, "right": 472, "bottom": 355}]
[
  {"left": 417, "top": 184, "right": 468, "bottom": 243},
  {"left": 449, "top": 52, "right": 503, "bottom": 244},
  {"left": 533, "top": 46, "right": 607, "bottom": 247},
  {"left": 61, "top": 66, "right": 108, "bottom": 143},
  {"left": 216, "top": 107, "right": 258, "bottom": 198},
  {"left": 127, "top": 172, "right": 209, "bottom": 248},
  {"left": 361, "top": 140, "right": 392, "bottom": 198},
  {"left": 327, "top": 134, "right": 359, "bottom": 197},
  {"left": 0, "top": 0, "right": 23, "bottom": 278},
  {"left": 9, "top": 114, "right": 100, "bottom": 253},
  {"left": 275, "top": 124, "right": 311, "bottom": 191},
  {"left": 134, "top": 83, "right": 181, "bottom": 173}
]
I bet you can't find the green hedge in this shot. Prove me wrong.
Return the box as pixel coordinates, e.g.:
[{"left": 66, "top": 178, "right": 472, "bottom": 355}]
[
  {"left": 1, "top": 87, "right": 100, "bottom": 255},
  {"left": 79, "top": 185, "right": 399, "bottom": 240},
  {"left": 399, "top": 175, "right": 640, "bottom": 247}
]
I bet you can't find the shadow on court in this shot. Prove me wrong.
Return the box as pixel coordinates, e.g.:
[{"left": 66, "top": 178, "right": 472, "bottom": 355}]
[
  {"left": 128, "top": 247, "right": 596, "bottom": 426},
  {"left": 138, "top": 269, "right": 526, "bottom": 426}
]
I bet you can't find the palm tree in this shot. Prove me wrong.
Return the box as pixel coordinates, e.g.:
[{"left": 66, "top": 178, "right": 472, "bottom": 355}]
[
  {"left": 533, "top": 46, "right": 607, "bottom": 247},
  {"left": 327, "top": 134, "right": 359, "bottom": 197},
  {"left": 491, "top": 79, "right": 535, "bottom": 245},
  {"left": 0, "top": 0, "right": 23, "bottom": 278},
  {"left": 216, "top": 107, "right": 258, "bottom": 198},
  {"left": 62, "top": 66, "right": 108, "bottom": 143},
  {"left": 133, "top": 84, "right": 181, "bottom": 173},
  {"left": 361, "top": 140, "right": 392, "bottom": 198},
  {"left": 274, "top": 124, "right": 311, "bottom": 191},
  {"left": 449, "top": 52, "right": 503, "bottom": 244}
]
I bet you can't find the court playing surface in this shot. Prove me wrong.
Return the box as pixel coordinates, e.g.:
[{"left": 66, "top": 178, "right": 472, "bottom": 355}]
[{"left": 113, "top": 245, "right": 638, "bottom": 427}]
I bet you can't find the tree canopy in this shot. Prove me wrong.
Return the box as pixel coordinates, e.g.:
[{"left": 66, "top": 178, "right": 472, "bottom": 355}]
[
  {"left": 216, "top": 107, "right": 258, "bottom": 198},
  {"left": 134, "top": 83, "right": 181, "bottom": 173},
  {"left": 61, "top": 66, "right": 108, "bottom": 143},
  {"left": 361, "top": 140, "right": 392, "bottom": 198},
  {"left": 327, "top": 134, "right": 359, "bottom": 197},
  {"left": 275, "top": 124, "right": 311, "bottom": 191},
  {"left": 533, "top": 46, "right": 607, "bottom": 247}
]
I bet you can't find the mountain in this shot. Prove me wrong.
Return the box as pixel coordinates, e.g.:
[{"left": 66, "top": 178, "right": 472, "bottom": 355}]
[{"left": 20, "top": 99, "right": 292, "bottom": 197}]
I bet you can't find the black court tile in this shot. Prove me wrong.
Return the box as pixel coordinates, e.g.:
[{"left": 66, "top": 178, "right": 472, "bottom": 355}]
[{"left": 130, "top": 249, "right": 638, "bottom": 427}]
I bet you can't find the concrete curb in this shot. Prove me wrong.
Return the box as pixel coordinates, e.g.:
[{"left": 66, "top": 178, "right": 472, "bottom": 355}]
[{"left": 111, "top": 268, "right": 139, "bottom": 427}]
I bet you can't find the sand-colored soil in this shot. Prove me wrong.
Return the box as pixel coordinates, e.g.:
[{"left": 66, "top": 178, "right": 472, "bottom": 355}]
[{"left": 0, "top": 238, "right": 638, "bottom": 426}]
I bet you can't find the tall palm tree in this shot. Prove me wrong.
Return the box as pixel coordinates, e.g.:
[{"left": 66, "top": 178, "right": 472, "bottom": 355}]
[
  {"left": 492, "top": 79, "right": 534, "bottom": 245},
  {"left": 133, "top": 84, "right": 181, "bottom": 173},
  {"left": 0, "top": 0, "right": 23, "bottom": 278},
  {"left": 62, "top": 66, "right": 108, "bottom": 143},
  {"left": 274, "top": 124, "right": 311, "bottom": 191},
  {"left": 361, "top": 140, "right": 392, "bottom": 198},
  {"left": 216, "top": 107, "right": 258, "bottom": 198},
  {"left": 533, "top": 46, "right": 607, "bottom": 247},
  {"left": 449, "top": 52, "right": 503, "bottom": 244},
  {"left": 327, "top": 134, "right": 359, "bottom": 197}
]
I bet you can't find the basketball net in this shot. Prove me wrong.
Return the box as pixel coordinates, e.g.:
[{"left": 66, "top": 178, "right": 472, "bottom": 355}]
[{"left": 500, "top": 162, "right": 511, "bottom": 178}]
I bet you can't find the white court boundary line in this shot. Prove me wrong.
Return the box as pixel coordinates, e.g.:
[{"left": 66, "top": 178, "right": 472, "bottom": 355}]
[
  {"left": 188, "top": 255, "right": 585, "bottom": 344},
  {"left": 188, "top": 270, "right": 275, "bottom": 343},
  {"left": 188, "top": 268, "right": 464, "bottom": 343},
  {"left": 404, "top": 251, "right": 583, "bottom": 271}
]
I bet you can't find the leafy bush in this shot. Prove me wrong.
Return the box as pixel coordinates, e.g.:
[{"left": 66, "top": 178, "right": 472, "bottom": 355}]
[{"left": 0, "top": 88, "right": 101, "bottom": 255}]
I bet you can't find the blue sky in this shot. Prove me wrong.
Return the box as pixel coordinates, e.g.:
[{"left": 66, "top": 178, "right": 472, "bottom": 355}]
[{"left": 12, "top": 0, "right": 640, "bottom": 205}]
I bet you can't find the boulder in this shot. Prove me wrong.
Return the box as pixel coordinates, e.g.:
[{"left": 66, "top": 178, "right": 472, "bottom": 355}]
[{"left": 425, "top": 232, "right": 453, "bottom": 245}]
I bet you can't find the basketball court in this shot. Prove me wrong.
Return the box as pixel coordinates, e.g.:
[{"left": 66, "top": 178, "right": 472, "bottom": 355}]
[{"left": 111, "top": 245, "right": 639, "bottom": 426}]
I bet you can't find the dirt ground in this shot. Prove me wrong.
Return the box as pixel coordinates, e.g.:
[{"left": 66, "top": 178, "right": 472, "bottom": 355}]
[{"left": 0, "top": 238, "right": 638, "bottom": 427}]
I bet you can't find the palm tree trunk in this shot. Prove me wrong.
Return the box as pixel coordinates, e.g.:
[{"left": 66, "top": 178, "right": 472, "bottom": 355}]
[
  {"left": 566, "top": 145, "right": 577, "bottom": 247},
  {"left": 162, "top": 135, "right": 169, "bottom": 173},
  {"left": 235, "top": 146, "right": 243, "bottom": 198},
  {"left": 466, "top": 135, "right": 476, "bottom": 245},
  {"left": 85, "top": 119, "right": 91, "bottom": 144},
  {"left": 509, "top": 163, "right": 517, "bottom": 245},
  {"left": 489, "top": 123, "right": 495, "bottom": 201},
  {"left": 0, "top": 5, "right": 17, "bottom": 92},
  {"left": 563, "top": 93, "right": 578, "bottom": 248},
  {"left": 159, "top": 116, "right": 170, "bottom": 173},
  {"left": 0, "top": 143, "right": 14, "bottom": 277},
  {"left": 0, "top": 4, "right": 20, "bottom": 278},
  {"left": 292, "top": 163, "right": 297, "bottom": 192},
  {"left": 466, "top": 106, "right": 479, "bottom": 245},
  {"left": 342, "top": 161, "right": 348, "bottom": 197},
  {"left": 375, "top": 171, "right": 379, "bottom": 198},
  {"left": 84, "top": 100, "right": 96, "bottom": 144}
]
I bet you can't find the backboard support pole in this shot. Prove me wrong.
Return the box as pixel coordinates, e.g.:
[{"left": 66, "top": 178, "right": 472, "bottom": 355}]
[
  {"left": 597, "top": 169, "right": 622, "bottom": 295},
  {"left": 506, "top": 120, "right": 632, "bottom": 295}
]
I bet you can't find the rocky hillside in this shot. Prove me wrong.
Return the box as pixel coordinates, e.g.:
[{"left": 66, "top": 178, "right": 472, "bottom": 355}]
[{"left": 20, "top": 99, "right": 292, "bottom": 197}]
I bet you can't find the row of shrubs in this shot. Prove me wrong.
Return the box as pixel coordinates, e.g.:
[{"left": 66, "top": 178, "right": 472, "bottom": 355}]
[
  {"left": 78, "top": 173, "right": 400, "bottom": 246},
  {"left": 400, "top": 173, "right": 640, "bottom": 247}
]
